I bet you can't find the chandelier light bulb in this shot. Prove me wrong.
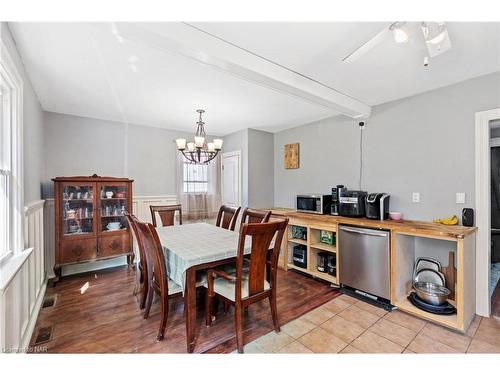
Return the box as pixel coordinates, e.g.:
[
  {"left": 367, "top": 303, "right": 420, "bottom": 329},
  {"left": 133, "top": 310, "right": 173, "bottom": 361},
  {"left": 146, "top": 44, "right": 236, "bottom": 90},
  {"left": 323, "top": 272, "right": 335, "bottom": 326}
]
[
  {"left": 207, "top": 142, "right": 215, "bottom": 152},
  {"left": 194, "top": 136, "right": 205, "bottom": 148},
  {"left": 176, "top": 138, "right": 186, "bottom": 150},
  {"left": 187, "top": 142, "right": 195, "bottom": 152},
  {"left": 213, "top": 139, "right": 223, "bottom": 150}
]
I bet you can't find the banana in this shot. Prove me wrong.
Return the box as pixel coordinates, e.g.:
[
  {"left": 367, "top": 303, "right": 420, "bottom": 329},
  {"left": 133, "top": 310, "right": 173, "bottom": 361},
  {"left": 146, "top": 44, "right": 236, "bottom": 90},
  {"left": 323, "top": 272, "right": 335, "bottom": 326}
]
[{"left": 433, "top": 215, "right": 458, "bottom": 225}]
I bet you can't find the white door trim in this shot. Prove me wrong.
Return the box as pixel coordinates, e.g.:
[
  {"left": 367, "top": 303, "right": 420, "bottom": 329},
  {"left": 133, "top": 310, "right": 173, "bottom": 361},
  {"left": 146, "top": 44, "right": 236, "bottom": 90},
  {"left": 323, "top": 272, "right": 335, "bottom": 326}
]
[
  {"left": 221, "top": 150, "right": 242, "bottom": 207},
  {"left": 475, "top": 108, "right": 500, "bottom": 316}
]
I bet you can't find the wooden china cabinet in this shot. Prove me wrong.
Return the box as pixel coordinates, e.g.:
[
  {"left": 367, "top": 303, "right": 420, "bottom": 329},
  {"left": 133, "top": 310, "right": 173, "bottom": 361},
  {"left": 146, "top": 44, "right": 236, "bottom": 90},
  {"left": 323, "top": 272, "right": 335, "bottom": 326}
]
[{"left": 52, "top": 176, "right": 134, "bottom": 283}]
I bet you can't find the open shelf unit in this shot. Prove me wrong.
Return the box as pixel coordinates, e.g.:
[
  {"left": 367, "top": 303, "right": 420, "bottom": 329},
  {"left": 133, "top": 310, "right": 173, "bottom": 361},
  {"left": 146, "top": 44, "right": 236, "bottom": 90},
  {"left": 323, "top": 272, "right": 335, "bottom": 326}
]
[
  {"left": 391, "top": 231, "right": 476, "bottom": 332},
  {"left": 286, "top": 222, "right": 338, "bottom": 285},
  {"left": 288, "top": 238, "right": 307, "bottom": 246}
]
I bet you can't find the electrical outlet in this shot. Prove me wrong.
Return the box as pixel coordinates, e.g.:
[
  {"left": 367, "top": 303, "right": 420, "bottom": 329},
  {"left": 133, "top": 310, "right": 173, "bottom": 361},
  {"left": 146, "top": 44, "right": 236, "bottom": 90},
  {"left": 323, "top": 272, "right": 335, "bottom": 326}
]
[
  {"left": 412, "top": 192, "right": 420, "bottom": 203},
  {"left": 456, "top": 192, "right": 466, "bottom": 204}
]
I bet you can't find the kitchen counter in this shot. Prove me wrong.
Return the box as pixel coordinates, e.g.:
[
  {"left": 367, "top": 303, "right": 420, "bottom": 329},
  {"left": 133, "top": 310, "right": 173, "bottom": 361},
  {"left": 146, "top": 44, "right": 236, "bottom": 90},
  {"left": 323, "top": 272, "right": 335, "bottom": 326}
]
[
  {"left": 268, "top": 207, "right": 477, "bottom": 332},
  {"left": 268, "top": 208, "right": 477, "bottom": 240}
]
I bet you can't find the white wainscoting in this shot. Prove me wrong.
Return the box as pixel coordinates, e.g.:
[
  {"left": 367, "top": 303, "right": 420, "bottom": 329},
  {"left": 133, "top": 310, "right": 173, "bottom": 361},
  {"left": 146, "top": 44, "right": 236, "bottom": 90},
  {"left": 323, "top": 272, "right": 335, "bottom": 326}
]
[
  {"left": 0, "top": 200, "right": 46, "bottom": 352},
  {"left": 132, "top": 195, "right": 178, "bottom": 223},
  {"left": 43, "top": 195, "right": 178, "bottom": 278}
]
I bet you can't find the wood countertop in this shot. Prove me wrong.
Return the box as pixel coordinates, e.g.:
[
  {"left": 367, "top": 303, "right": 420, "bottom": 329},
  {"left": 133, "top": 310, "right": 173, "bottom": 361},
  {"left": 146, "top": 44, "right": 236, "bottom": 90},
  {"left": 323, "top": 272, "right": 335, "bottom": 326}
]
[{"left": 267, "top": 208, "right": 477, "bottom": 240}]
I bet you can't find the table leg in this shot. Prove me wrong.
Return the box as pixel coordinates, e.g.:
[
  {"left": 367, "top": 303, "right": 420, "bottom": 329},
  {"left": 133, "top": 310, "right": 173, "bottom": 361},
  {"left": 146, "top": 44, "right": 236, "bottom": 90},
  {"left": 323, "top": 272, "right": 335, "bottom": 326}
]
[{"left": 185, "top": 267, "right": 197, "bottom": 353}]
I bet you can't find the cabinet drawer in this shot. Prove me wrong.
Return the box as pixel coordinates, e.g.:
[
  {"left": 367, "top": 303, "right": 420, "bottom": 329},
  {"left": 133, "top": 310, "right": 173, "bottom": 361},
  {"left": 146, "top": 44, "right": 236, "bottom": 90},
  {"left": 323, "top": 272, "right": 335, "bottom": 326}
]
[
  {"left": 60, "top": 238, "right": 97, "bottom": 264},
  {"left": 98, "top": 234, "right": 131, "bottom": 258}
]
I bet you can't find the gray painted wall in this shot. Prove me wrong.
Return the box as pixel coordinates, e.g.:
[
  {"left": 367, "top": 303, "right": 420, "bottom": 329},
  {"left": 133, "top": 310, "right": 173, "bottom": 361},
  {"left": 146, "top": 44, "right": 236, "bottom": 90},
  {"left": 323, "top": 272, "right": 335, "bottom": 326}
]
[
  {"left": 42, "top": 112, "right": 193, "bottom": 197},
  {"left": 2, "top": 23, "right": 44, "bottom": 203},
  {"left": 248, "top": 129, "right": 274, "bottom": 208},
  {"left": 222, "top": 128, "right": 275, "bottom": 209},
  {"left": 274, "top": 72, "right": 500, "bottom": 221}
]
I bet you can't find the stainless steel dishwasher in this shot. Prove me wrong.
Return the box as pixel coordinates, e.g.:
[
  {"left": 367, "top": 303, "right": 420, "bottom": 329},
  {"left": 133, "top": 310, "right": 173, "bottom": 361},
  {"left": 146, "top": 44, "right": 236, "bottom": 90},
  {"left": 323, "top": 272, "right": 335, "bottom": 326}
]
[{"left": 338, "top": 225, "right": 391, "bottom": 301}]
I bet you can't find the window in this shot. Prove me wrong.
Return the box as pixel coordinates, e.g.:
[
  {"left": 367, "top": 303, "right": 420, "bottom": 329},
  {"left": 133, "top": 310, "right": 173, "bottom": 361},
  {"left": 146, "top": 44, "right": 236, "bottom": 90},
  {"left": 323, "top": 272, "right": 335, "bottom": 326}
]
[
  {"left": 0, "top": 77, "right": 11, "bottom": 259},
  {"left": 0, "top": 40, "right": 23, "bottom": 262},
  {"left": 182, "top": 162, "right": 208, "bottom": 193}
]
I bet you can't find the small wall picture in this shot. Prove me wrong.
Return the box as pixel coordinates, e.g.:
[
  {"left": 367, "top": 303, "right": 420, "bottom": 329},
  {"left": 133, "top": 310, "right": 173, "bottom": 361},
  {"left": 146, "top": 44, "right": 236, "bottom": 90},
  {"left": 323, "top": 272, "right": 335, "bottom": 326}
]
[{"left": 284, "top": 143, "right": 299, "bottom": 169}]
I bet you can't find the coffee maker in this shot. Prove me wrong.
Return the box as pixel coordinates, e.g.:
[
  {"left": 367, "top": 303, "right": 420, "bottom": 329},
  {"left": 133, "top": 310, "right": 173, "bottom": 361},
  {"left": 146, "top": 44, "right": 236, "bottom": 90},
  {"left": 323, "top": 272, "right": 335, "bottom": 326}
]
[
  {"left": 365, "top": 193, "right": 390, "bottom": 220},
  {"left": 339, "top": 190, "right": 367, "bottom": 217},
  {"left": 331, "top": 185, "right": 345, "bottom": 216}
]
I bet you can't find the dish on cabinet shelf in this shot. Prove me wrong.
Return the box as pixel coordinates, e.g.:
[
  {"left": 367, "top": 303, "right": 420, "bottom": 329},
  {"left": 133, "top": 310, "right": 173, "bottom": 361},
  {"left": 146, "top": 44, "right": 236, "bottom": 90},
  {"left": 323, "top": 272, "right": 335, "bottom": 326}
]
[
  {"left": 415, "top": 257, "right": 441, "bottom": 273},
  {"left": 414, "top": 268, "right": 445, "bottom": 286}
]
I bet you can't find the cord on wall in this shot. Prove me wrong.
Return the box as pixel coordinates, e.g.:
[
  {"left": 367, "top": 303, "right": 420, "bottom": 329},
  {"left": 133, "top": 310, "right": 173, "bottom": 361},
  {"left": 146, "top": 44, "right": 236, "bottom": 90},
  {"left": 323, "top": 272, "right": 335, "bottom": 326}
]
[{"left": 358, "top": 121, "right": 365, "bottom": 190}]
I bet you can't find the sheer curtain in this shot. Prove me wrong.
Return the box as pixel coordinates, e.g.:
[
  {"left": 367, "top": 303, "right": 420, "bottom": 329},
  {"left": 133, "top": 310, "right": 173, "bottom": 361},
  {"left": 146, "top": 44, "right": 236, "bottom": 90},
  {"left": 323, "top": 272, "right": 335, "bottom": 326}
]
[{"left": 176, "top": 148, "right": 221, "bottom": 222}]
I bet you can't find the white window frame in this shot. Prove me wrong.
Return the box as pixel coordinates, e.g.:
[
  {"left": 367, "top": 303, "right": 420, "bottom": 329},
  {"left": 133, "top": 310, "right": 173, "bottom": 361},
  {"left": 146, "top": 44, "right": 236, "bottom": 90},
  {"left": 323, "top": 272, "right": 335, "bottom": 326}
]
[
  {"left": 182, "top": 161, "right": 209, "bottom": 194},
  {"left": 0, "top": 39, "right": 24, "bottom": 263}
]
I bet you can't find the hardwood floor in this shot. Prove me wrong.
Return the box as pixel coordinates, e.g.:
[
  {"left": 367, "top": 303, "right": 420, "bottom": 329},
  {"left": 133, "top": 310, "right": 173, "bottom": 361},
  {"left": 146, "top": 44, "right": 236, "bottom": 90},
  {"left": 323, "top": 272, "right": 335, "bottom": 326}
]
[{"left": 30, "top": 266, "right": 339, "bottom": 353}]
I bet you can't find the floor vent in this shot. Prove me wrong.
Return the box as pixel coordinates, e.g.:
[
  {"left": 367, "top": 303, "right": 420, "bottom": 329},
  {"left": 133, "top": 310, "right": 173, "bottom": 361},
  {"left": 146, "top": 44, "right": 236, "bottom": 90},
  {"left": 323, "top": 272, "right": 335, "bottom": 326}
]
[
  {"left": 42, "top": 295, "right": 56, "bottom": 308},
  {"left": 34, "top": 326, "right": 53, "bottom": 345}
]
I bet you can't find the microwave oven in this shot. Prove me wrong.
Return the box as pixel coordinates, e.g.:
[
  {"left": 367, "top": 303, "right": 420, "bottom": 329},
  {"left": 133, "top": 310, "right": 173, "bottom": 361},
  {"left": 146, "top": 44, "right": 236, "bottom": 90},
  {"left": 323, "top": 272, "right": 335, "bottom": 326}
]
[{"left": 296, "top": 194, "right": 332, "bottom": 215}]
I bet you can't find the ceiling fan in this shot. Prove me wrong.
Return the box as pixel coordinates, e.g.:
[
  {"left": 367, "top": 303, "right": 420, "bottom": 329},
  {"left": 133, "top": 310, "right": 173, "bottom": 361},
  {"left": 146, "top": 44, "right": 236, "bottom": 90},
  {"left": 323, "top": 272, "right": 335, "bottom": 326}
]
[{"left": 342, "top": 22, "right": 452, "bottom": 66}]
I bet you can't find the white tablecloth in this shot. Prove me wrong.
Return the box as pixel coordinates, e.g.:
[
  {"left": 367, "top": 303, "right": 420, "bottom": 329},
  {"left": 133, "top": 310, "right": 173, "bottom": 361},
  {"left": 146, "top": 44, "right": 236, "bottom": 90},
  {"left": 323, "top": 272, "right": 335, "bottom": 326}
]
[{"left": 156, "top": 222, "right": 251, "bottom": 290}]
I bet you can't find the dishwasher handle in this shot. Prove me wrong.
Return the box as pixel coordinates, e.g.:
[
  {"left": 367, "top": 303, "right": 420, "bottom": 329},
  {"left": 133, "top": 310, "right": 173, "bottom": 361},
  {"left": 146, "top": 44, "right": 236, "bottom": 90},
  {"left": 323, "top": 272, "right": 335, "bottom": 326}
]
[{"left": 339, "top": 226, "right": 389, "bottom": 237}]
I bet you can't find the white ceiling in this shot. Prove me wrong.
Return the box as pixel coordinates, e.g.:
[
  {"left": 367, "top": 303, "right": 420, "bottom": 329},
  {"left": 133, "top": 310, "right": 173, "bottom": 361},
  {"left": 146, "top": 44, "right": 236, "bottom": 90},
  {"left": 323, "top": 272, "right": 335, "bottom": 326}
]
[
  {"left": 192, "top": 22, "right": 500, "bottom": 106},
  {"left": 9, "top": 22, "right": 500, "bottom": 135}
]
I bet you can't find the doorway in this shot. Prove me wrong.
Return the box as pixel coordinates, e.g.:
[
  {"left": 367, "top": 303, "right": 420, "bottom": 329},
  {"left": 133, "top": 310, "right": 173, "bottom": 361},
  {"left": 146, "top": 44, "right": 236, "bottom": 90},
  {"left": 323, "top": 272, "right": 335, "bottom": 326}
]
[
  {"left": 475, "top": 108, "right": 500, "bottom": 317},
  {"left": 221, "top": 151, "right": 242, "bottom": 208},
  {"left": 490, "top": 126, "right": 500, "bottom": 317}
]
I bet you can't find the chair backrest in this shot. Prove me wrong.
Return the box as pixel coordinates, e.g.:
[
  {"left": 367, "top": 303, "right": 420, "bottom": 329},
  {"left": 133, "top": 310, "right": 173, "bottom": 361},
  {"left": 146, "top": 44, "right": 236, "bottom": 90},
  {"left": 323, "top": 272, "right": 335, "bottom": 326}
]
[
  {"left": 134, "top": 219, "right": 169, "bottom": 296},
  {"left": 124, "top": 212, "right": 145, "bottom": 269},
  {"left": 240, "top": 208, "right": 271, "bottom": 226},
  {"left": 216, "top": 205, "right": 241, "bottom": 231},
  {"left": 235, "top": 218, "right": 289, "bottom": 299},
  {"left": 150, "top": 204, "right": 182, "bottom": 227}
]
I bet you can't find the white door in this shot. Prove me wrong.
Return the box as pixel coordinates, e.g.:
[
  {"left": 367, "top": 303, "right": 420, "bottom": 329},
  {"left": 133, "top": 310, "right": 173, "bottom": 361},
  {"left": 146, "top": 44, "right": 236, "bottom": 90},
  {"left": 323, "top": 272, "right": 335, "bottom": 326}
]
[{"left": 221, "top": 151, "right": 242, "bottom": 207}]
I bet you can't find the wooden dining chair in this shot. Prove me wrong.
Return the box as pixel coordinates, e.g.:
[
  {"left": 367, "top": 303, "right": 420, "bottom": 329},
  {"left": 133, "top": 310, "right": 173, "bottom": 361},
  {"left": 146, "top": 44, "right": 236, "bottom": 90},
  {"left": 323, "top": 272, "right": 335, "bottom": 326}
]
[
  {"left": 150, "top": 204, "right": 182, "bottom": 227},
  {"left": 240, "top": 208, "right": 272, "bottom": 226},
  {"left": 219, "top": 208, "right": 271, "bottom": 296},
  {"left": 134, "top": 219, "right": 182, "bottom": 341},
  {"left": 124, "top": 212, "right": 149, "bottom": 310},
  {"left": 215, "top": 205, "right": 241, "bottom": 231},
  {"left": 205, "top": 218, "right": 289, "bottom": 353}
]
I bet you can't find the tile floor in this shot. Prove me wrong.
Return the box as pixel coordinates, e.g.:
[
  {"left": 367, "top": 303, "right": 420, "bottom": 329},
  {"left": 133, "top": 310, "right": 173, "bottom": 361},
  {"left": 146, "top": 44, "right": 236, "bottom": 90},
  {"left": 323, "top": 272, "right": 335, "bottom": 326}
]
[{"left": 237, "top": 294, "right": 500, "bottom": 353}]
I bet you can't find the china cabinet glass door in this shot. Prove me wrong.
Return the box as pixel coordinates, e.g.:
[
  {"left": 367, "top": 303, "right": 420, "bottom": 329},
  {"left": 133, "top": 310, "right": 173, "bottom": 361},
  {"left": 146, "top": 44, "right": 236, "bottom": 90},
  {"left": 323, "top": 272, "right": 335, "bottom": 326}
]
[
  {"left": 61, "top": 183, "right": 95, "bottom": 236},
  {"left": 99, "top": 183, "right": 129, "bottom": 233}
]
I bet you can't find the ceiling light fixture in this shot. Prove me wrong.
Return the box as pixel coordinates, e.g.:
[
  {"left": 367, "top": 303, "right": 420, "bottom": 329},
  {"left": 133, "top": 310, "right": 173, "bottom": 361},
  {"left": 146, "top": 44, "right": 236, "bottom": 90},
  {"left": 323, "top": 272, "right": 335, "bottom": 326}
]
[
  {"left": 392, "top": 25, "right": 409, "bottom": 43},
  {"left": 388, "top": 22, "right": 409, "bottom": 43},
  {"left": 176, "top": 110, "right": 223, "bottom": 164},
  {"left": 422, "top": 22, "right": 447, "bottom": 45},
  {"left": 427, "top": 31, "right": 446, "bottom": 45},
  {"left": 421, "top": 22, "right": 451, "bottom": 58}
]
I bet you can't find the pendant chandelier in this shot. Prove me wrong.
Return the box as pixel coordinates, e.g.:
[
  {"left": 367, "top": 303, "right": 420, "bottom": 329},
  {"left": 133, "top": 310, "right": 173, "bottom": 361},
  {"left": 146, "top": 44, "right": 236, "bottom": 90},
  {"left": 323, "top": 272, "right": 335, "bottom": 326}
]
[{"left": 175, "top": 109, "right": 223, "bottom": 164}]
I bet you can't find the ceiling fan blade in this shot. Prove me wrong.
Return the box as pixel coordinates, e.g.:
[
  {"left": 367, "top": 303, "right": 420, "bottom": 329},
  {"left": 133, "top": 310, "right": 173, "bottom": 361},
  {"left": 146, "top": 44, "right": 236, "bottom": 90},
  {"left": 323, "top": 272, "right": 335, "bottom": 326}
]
[{"left": 342, "top": 25, "right": 391, "bottom": 63}]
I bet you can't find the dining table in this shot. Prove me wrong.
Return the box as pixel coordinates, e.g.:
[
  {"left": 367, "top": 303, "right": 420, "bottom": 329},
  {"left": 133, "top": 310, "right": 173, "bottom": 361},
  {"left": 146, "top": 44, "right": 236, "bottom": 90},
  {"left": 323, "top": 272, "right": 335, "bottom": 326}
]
[{"left": 156, "top": 222, "right": 252, "bottom": 353}]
